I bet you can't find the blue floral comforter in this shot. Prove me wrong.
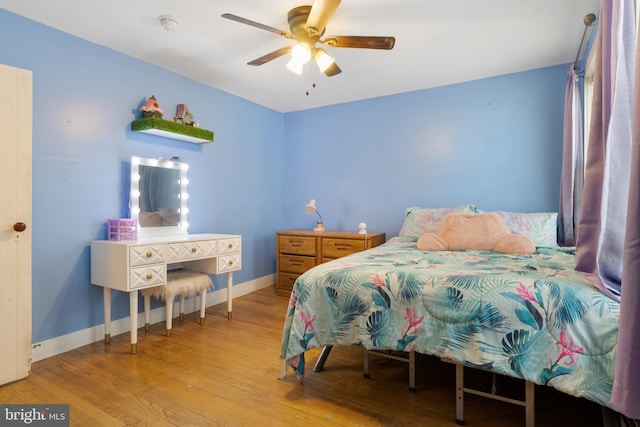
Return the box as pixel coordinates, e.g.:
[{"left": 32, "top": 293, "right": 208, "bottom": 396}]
[{"left": 280, "top": 237, "right": 619, "bottom": 408}]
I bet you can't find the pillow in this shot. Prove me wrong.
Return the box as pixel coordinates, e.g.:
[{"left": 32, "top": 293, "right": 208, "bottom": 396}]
[
  {"left": 399, "top": 204, "right": 478, "bottom": 238},
  {"left": 493, "top": 211, "right": 558, "bottom": 247},
  {"left": 416, "top": 213, "right": 536, "bottom": 255}
]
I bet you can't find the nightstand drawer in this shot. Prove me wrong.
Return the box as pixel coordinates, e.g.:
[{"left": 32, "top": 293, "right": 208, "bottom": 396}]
[
  {"left": 322, "top": 238, "right": 365, "bottom": 259},
  {"left": 278, "top": 272, "right": 300, "bottom": 292},
  {"left": 279, "top": 236, "right": 316, "bottom": 256},
  {"left": 279, "top": 255, "right": 316, "bottom": 274},
  {"left": 276, "top": 230, "right": 385, "bottom": 297}
]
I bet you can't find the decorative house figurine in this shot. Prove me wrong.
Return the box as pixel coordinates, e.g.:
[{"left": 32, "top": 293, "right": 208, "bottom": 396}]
[
  {"left": 174, "top": 103, "right": 194, "bottom": 126},
  {"left": 131, "top": 96, "right": 213, "bottom": 143},
  {"left": 140, "top": 95, "right": 165, "bottom": 118}
]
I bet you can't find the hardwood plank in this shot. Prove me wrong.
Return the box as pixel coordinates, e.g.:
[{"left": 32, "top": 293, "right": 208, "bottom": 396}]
[{"left": 0, "top": 287, "right": 604, "bottom": 426}]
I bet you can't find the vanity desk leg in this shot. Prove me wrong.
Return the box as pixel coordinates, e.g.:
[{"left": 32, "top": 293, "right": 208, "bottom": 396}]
[
  {"left": 103, "top": 287, "right": 111, "bottom": 344},
  {"left": 129, "top": 290, "right": 138, "bottom": 354},
  {"left": 227, "top": 272, "right": 233, "bottom": 320},
  {"left": 102, "top": 287, "right": 137, "bottom": 354}
]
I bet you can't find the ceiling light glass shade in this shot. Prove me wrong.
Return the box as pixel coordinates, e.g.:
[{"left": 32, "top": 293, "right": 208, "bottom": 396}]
[
  {"left": 291, "top": 43, "right": 311, "bottom": 64},
  {"left": 285, "top": 58, "right": 304, "bottom": 75},
  {"left": 313, "top": 48, "right": 335, "bottom": 73}
]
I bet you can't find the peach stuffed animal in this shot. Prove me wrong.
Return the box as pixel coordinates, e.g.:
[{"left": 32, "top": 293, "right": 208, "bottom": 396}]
[{"left": 416, "top": 212, "right": 536, "bottom": 255}]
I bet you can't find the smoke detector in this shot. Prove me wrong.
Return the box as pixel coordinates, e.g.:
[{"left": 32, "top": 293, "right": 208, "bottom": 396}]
[{"left": 159, "top": 15, "right": 181, "bottom": 32}]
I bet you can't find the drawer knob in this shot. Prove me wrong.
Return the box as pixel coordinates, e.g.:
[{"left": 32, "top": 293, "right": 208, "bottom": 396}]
[
  {"left": 191, "top": 247, "right": 197, "bottom": 253},
  {"left": 227, "top": 243, "right": 233, "bottom": 249},
  {"left": 146, "top": 251, "right": 152, "bottom": 258},
  {"left": 228, "top": 260, "right": 234, "bottom": 266},
  {"left": 146, "top": 273, "right": 153, "bottom": 280}
]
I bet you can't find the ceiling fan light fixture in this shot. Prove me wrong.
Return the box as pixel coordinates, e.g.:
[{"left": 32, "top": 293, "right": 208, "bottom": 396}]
[
  {"left": 291, "top": 43, "right": 311, "bottom": 65},
  {"left": 285, "top": 58, "right": 304, "bottom": 75},
  {"left": 313, "top": 48, "right": 335, "bottom": 73},
  {"left": 222, "top": 0, "right": 393, "bottom": 79}
]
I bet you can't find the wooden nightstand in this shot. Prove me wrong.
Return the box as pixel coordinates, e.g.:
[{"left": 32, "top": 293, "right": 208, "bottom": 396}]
[{"left": 275, "top": 229, "right": 386, "bottom": 296}]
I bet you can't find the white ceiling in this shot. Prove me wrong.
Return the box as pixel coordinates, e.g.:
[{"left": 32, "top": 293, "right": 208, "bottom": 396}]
[{"left": 0, "top": 0, "right": 600, "bottom": 113}]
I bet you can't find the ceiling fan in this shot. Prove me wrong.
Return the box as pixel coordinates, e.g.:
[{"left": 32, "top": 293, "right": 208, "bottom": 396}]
[{"left": 221, "top": 0, "right": 395, "bottom": 77}]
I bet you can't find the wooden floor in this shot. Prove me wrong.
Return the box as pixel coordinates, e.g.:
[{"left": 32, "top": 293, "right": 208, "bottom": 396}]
[{"left": 1, "top": 286, "right": 605, "bottom": 426}]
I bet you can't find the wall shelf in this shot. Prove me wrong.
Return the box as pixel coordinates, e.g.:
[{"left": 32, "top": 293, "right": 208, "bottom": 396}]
[{"left": 131, "top": 118, "right": 214, "bottom": 144}]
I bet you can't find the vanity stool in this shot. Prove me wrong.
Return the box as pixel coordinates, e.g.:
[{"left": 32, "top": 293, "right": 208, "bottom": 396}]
[{"left": 141, "top": 269, "right": 213, "bottom": 336}]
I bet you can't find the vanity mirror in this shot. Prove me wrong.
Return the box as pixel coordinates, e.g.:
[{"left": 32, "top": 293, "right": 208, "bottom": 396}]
[{"left": 129, "top": 156, "right": 189, "bottom": 238}]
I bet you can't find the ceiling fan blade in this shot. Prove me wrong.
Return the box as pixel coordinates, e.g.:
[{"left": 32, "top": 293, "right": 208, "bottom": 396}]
[
  {"left": 306, "top": 0, "right": 341, "bottom": 36},
  {"left": 323, "top": 61, "right": 342, "bottom": 77},
  {"left": 322, "top": 35, "right": 396, "bottom": 50},
  {"left": 247, "top": 46, "right": 293, "bottom": 66},
  {"left": 222, "top": 13, "right": 294, "bottom": 39}
]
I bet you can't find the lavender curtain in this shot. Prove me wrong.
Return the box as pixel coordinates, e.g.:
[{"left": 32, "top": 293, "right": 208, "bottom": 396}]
[
  {"left": 573, "top": 0, "right": 640, "bottom": 418},
  {"left": 611, "top": 0, "right": 640, "bottom": 419},
  {"left": 575, "top": 0, "right": 636, "bottom": 299},
  {"left": 575, "top": 0, "right": 615, "bottom": 298},
  {"left": 558, "top": 64, "right": 584, "bottom": 246}
]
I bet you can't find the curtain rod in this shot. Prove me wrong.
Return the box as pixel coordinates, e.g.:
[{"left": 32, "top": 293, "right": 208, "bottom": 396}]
[{"left": 574, "top": 13, "right": 597, "bottom": 68}]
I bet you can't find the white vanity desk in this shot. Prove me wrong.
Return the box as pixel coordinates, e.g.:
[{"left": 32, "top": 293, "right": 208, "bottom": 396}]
[{"left": 91, "top": 233, "right": 241, "bottom": 354}]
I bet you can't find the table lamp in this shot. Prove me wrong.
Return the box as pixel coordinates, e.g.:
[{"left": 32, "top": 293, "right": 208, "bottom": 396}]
[{"left": 304, "top": 199, "right": 324, "bottom": 231}]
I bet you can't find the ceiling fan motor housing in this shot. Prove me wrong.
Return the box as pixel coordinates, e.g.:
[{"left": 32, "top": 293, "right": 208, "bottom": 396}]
[{"left": 288, "top": 6, "right": 323, "bottom": 43}]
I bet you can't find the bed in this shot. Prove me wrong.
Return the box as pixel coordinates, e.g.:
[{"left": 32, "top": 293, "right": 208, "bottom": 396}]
[{"left": 279, "top": 206, "right": 620, "bottom": 424}]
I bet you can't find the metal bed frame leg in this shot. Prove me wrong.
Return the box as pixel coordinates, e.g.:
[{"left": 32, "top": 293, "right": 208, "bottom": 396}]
[
  {"left": 447, "top": 359, "right": 535, "bottom": 427},
  {"left": 525, "top": 380, "right": 535, "bottom": 427},
  {"left": 313, "top": 346, "right": 333, "bottom": 372},
  {"left": 363, "top": 348, "right": 370, "bottom": 378},
  {"left": 316, "top": 345, "right": 417, "bottom": 393},
  {"left": 455, "top": 362, "right": 465, "bottom": 425},
  {"left": 363, "top": 348, "right": 416, "bottom": 392},
  {"left": 408, "top": 350, "right": 416, "bottom": 392}
]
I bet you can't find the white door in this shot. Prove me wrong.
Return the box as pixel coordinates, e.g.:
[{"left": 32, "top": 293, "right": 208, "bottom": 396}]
[{"left": 0, "top": 64, "right": 33, "bottom": 385}]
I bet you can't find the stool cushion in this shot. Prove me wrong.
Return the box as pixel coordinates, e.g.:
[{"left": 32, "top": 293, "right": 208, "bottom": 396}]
[{"left": 141, "top": 270, "right": 212, "bottom": 301}]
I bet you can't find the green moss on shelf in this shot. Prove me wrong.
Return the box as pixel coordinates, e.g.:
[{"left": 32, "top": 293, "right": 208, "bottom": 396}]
[{"left": 131, "top": 118, "right": 214, "bottom": 142}]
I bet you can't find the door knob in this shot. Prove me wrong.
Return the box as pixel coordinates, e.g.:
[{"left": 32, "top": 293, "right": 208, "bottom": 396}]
[{"left": 13, "top": 222, "right": 27, "bottom": 232}]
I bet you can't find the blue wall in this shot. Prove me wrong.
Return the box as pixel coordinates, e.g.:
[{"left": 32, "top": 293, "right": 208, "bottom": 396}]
[
  {"left": 0, "top": 8, "right": 567, "bottom": 347},
  {"left": 284, "top": 66, "right": 567, "bottom": 236},
  {"left": 0, "top": 9, "right": 284, "bottom": 342}
]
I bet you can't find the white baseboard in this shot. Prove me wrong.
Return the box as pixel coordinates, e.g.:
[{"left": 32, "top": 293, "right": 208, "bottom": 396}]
[{"left": 31, "top": 275, "right": 275, "bottom": 362}]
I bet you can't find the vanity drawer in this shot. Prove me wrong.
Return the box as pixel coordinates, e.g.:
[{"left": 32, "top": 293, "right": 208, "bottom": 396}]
[
  {"left": 278, "top": 236, "right": 316, "bottom": 256},
  {"left": 322, "top": 238, "right": 365, "bottom": 259},
  {"left": 129, "top": 264, "right": 167, "bottom": 289},
  {"left": 166, "top": 240, "right": 217, "bottom": 262},
  {"left": 218, "top": 237, "right": 241, "bottom": 254},
  {"left": 218, "top": 254, "right": 241, "bottom": 272},
  {"left": 279, "top": 255, "right": 316, "bottom": 274},
  {"left": 129, "top": 245, "right": 165, "bottom": 266}
]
